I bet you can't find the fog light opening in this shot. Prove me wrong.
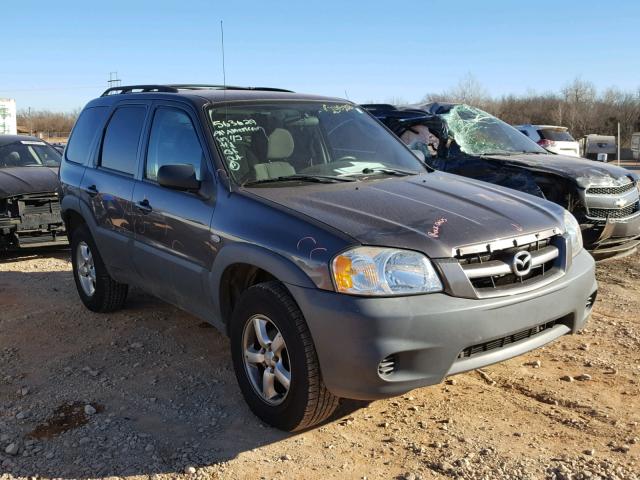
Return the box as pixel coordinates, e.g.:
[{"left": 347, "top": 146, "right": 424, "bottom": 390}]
[
  {"left": 377, "top": 354, "right": 397, "bottom": 378},
  {"left": 585, "top": 291, "right": 597, "bottom": 311}
]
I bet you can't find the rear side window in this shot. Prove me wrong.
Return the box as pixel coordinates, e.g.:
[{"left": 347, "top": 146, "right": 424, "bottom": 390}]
[
  {"left": 538, "top": 128, "right": 575, "bottom": 142},
  {"left": 145, "top": 108, "right": 203, "bottom": 181},
  {"left": 65, "top": 107, "right": 108, "bottom": 164},
  {"left": 100, "top": 106, "right": 146, "bottom": 174}
]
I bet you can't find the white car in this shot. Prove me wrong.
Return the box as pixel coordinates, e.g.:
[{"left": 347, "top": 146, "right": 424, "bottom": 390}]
[{"left": 515, "top": 124, "right": 580, "bottom": 157}]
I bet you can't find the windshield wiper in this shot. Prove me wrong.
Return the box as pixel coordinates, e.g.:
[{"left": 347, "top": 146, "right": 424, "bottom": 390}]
[
  {"left": 352, "top": 167, "right": 418, "bottom": 177},
  {"left": 480, "top": 152, "right": 516, "bottom": 156},
  {"left": 242, "top": 174, "right": 357, "bottom": 187}
]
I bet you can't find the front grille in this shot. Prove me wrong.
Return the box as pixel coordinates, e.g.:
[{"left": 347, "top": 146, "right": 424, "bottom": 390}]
[
  {"left": 457, "top": 237, "right": 552, "bottom": 266},
  {"left": 17, "top": 193, "right": 61, "bottom": 218},
  {"left": 586, "top": 182, "right": 636, "bottom": 195},
  {"left": 457, "top": 320, "right": 559, "bottom": 359},
  {"left": 21, "top": 201, "right": 60, "bottom": 216},
  {"left": 587, "top": 201, "right": 640, "bottom": 220},
  {"left": 457, "top": 237, "right": 560, "bottom": 293}
]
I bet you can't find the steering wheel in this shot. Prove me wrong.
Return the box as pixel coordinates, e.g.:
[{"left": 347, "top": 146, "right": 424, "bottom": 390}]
[{"left": 336, "top": 156, "right": 358, "bottom": 163}]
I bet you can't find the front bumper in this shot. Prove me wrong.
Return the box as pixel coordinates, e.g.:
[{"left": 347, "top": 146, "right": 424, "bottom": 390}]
[
  {"left": 287, "top": 249, "right": 596, "bottom": 400},
  {"left": 585, "top": 212, "right": 640, "bottom": 260},
  {"left": 0, "top": 218, "right": 66, "bottom": 249}
]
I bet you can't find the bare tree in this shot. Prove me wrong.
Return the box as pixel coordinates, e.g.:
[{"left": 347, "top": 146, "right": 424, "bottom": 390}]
[{"left": 422, "top": 73, "right": 489, "bottom": 108}]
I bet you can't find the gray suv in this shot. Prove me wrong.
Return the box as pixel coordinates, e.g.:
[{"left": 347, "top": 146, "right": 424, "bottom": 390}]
[{"left": 59, "top": 85, "right": 597, "bottom": 431}]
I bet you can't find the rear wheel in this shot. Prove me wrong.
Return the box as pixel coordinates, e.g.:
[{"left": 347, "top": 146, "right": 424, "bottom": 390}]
[
  {"left": 70, "top": 224, "right": 128, "bottom": 312},
  {"left": 230, "top": 281, "right": 339, "bottom": 431}
]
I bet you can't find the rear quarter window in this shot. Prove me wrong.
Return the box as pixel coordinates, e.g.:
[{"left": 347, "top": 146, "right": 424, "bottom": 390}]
[
  {"left": 65, "top": 107, "right": 109, "bottom": 164},
  {"left": 100, "top": 106, "right": 147, "bottom": 175}
]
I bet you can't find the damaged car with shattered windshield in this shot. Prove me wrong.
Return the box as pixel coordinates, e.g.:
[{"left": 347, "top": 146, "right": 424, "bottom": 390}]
[
  {"left": 364, "top": 103, "right": 640, "bottom": 260},
  {"left": 0, "top": 135, "right": 66, "bottom": 249}
]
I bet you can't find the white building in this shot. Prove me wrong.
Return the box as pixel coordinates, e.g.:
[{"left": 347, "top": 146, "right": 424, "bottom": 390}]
[{"left": 0, "top": 98, "right": 17, "bottom": 135}]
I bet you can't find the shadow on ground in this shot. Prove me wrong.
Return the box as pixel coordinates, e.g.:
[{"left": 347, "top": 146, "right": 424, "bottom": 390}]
[{"left": 0, "top": 254, "right": 364, "bottom": 478}]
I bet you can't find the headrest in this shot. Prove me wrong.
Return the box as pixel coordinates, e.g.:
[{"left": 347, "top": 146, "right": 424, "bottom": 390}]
[{"left": 267, "top": 128, "right": 294, "bottom": 159}]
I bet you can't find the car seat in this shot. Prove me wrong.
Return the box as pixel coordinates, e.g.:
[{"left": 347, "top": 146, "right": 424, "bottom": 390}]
[{"left": 254, "top": 128, "right": 296, "bottom": 180}]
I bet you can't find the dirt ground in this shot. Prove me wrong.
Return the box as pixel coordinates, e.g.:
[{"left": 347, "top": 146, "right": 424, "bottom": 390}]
[{"left": 0, "top": 248, "right": 638, "bottom": 480}]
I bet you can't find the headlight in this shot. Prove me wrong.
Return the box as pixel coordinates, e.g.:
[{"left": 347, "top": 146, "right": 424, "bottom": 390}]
[
  {"left": 563, "top": 210, "right": 583, "bottom": 257},
  {"left": 331, "top": 246, "right": 443, "bottom": 296}
]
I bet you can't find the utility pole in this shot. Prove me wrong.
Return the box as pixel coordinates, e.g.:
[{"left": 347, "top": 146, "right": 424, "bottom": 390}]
[
  {"left": 28, "top": 107, "right": 32, "bottom": 136},
  {"left": 108, "top": 72, "right": 121, "bottom": 89},
  {"left": 617, "top": 122, "right": 621, "bottom": 166}
]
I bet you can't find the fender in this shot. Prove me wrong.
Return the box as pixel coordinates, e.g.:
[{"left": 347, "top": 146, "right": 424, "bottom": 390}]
[{"left": 208, "top": 241, "right": 318, "bottom": 330}]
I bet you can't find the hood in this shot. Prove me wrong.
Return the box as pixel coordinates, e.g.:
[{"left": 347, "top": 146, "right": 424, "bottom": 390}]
[
  {"left": 245, "top": 172, "right": 565, "bottom": 258},
  {"left": 0, "top": 167, "right": 61, "bottom": 198},
  {"left": 486, "top": 153, "right": 635, "bottom": 188}
]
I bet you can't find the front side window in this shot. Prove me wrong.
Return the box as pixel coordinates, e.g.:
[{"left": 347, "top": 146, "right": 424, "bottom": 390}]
[
  {"left": 0, "top": 140, "right": 61, "bottom": 168},
  {"left": 441, "top": 105, "right": 547, "bottom": 156},
  {"left": 208, "top": 102, "right": 426, "bottom": 185},
  {"left": 146, "top": 108, "right": 203, "bottom": 181},
  {"left": 100, "top": 106, "right": 146, "bottom": 175}
]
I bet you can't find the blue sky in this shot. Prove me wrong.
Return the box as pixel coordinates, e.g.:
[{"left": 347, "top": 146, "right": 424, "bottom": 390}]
[{"left": 2, "top": 0, "right": 639, "bottom": 112}]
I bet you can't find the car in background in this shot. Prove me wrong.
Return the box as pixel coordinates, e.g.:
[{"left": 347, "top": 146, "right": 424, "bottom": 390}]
[
  {"left": 0, "top": 134, "right": 66, "bottom": 249},
  {"left": 515, "top": 124, "right": 580, "bottom": 157},
  {"left": 51, "top": 142, "right": 67, "bottom": 155},
  {"left": 365, "top": 103, "right": 640, "bottom": 260},
  {"left": 579, "top": 134, "right": 616, "bottom": 162}
]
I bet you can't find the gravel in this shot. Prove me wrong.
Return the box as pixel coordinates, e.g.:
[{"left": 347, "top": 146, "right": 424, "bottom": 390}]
[{"left": 0, "top": 249, "right": 638, "bottom": 480}]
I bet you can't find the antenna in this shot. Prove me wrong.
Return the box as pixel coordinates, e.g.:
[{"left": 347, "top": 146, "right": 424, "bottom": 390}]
[
  {"left": 220, "top": 21, "right": 226, "bottom": 92},
  {"left": 344, "top": 89, "right": 350, "bottom": 101},
  {"left": 219, "top": 20, "right": 231, "bottom": 193}
]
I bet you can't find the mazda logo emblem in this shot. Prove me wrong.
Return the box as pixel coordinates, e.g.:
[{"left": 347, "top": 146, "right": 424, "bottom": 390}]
[
  {"left": 512, "top": 251, "right": 532, "bottom": 277},
  {"left": 615, "top": 198, "right": 628, "bottom": 208}
]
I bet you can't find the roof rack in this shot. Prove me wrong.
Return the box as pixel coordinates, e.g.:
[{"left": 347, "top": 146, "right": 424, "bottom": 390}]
[
  {"left": 101, "top": 85, "right": 179, "bottom": 96},
  {"left": 100, "top": 84, "right": 294, "bottom": 97},
  {"left": 168, "top": 84, "right": 294, "bottom": 93}
]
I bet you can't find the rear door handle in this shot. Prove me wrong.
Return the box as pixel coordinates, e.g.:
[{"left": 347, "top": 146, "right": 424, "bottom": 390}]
[
  {"left": 84, "top": 184, "right": 98, "bottom": 196},
  {"left": 136, "top": 199, "right": 152, "bottom": 213}
]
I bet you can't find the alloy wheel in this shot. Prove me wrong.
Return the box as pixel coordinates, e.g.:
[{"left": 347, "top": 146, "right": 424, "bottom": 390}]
[
  {"left": 76, "top": 241, "right": 96, "bottom": 297},
  {"left": 242, "top": 314, "right": 292, "bottom": 406}
]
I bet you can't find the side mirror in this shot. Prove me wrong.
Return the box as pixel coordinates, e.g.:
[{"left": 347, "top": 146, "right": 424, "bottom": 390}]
[
  {"left": 157, "top": 164, "right": 201, "bottom": 192},
  {"left": 411, "top": 149, "right": 426, "bottom": 162}
]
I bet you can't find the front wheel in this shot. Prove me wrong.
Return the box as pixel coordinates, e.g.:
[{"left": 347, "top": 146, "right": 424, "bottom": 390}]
[{"left": 230, "top": 281, "right": 339, "bottom": 431}]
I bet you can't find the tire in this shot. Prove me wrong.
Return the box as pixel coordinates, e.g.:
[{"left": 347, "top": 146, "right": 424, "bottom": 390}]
[
  {"left": 70, "top": 224, "right": 128, "bottom": 313},
  {"left": 230, "top": 281, "right": 339, "bottom": 431}
]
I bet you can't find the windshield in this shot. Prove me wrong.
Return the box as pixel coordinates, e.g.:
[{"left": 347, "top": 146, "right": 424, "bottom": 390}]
[
  {"left": 441, "top": 105, "right": 547, "bottom": 156},
  {"left": 208, "top": 102, "right": 426, "bottom": 185},
  {"left": 0, "top": 140, "right": 62, "bottom": 168}
]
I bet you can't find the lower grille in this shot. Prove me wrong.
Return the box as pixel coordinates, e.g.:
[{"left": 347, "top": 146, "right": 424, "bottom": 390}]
[
  {"left": 587, "top": 201, "right": 639, "bottom": 220},
  {"left": 457, "top": 320, "right": 559, "bottom": 359}
]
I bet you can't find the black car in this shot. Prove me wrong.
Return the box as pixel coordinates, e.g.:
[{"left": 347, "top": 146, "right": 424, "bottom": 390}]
[
  {"left": 0, "top": 135, "right": 66, "bottom": 249},
  {"left": 58, "top": 84, "right": 596, "bottom": 431},
  {"left": 365, "top": 103, "right": 640, "bottom": 260}
]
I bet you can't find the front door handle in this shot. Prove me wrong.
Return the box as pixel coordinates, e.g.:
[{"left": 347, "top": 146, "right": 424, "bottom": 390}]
[{"left": 136, "top": 199, "right": 152, "bottom": 213}]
